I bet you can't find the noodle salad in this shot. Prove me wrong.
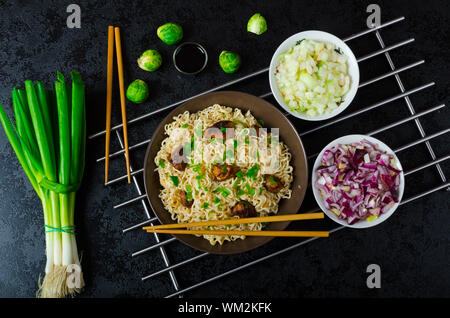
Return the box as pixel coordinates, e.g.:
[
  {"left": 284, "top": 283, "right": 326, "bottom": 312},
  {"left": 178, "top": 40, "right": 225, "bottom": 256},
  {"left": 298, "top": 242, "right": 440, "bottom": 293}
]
[{"left": 154, "top": 104, "right": 294, "bottom": 245}]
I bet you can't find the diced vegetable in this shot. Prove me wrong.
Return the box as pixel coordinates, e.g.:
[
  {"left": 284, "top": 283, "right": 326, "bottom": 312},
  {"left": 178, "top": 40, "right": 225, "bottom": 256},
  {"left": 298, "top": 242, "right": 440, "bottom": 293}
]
[{"left": 315, "top": 139, "right": 402, "bottom": 225}]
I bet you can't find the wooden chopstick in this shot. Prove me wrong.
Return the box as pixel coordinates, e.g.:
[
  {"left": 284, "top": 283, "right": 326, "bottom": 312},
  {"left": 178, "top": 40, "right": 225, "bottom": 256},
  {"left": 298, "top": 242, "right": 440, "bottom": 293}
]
[
  {"left": 104, "top": 25, "right": 115, "bottom": 184},
  {"left": 114, "top": 27, "right": 131, "bottom": 183},
  {"left": 143, "top": 212, "right": 324, "bottom": 230},
  {"left": 146, "top": 229, "right": 329, "bottom": 238}
]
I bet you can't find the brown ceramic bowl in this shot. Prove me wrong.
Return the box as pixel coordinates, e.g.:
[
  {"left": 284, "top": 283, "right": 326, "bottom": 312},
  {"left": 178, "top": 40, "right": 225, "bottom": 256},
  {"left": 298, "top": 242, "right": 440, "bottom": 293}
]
[{"left": 143, "top": 91, "right": 308, "bottom": 254}]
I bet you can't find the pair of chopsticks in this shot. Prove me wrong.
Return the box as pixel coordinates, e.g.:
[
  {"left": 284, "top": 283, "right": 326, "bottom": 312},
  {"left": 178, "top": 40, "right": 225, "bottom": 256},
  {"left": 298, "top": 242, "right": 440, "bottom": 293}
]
[
  {"left": 105, "top": 26, "right": 131, "bottom": 184},
  {"left": 143, "top": 212, "right": 329, "bottom": 238}
]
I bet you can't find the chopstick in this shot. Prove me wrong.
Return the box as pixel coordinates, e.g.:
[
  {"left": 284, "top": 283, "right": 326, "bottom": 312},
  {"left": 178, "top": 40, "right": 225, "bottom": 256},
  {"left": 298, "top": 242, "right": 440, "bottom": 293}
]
[
  {"left": 114, "top": 27, "right": 131, "bottom": 183},
  {"left": 143, "top": 212, "right": 324, "bottom": 230},
  {"left": 104, "top": 26, "right": 115, "bottom": 184},
  {"left": 146, "top": 229, "right": 329, "bottom": 238}
]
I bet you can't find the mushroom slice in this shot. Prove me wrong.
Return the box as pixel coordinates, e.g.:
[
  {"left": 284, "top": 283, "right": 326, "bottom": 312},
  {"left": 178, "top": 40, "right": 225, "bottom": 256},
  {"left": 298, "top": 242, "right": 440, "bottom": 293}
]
[
  {"left": 204, "top": 121, "right": 235, "bottom": 140},
  {"left": 179, "top": 190, "right": 194, "bottom": 207},
  {"left": 231, "top": 201, "right": 257, "bottom": 218},
  {"left": 212, "top": 164, "right": 240, "bottom": 181},
  {"left": 263, "top": 175, "right": 284, "bottom": 193}
]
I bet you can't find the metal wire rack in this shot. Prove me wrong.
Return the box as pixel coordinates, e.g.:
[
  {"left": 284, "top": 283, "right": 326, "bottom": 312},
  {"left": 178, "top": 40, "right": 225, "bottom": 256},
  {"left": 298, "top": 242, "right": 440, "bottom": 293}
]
[{"left": 88, "top": 16, "right": 449, "bottom": 297}]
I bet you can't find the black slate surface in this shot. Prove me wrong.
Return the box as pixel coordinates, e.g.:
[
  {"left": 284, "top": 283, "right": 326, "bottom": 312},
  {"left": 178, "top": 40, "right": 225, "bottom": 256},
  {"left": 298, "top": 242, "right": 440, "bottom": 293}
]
[{"left": 0, "top": 0, "right": 449, "bottom": 298}]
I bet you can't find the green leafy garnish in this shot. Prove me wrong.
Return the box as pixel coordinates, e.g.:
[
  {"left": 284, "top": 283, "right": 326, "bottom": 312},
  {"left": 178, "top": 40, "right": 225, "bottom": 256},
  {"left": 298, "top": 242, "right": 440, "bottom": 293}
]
[
  {"left": 259, "top": 187, "right": 266, "bottom": 195},
  {"left": 181, "top": 123, "right": 189, "bottom": 128},
  {"left": 295, "top": 39, "right": 305, "bottom": 46},
  {"left": 158, "top": 159, "right": 165, "bottom": 168},
  {"left": 236, "top": 187, "right": 246, "bottom": 197},
  {"left": 202, "top": 202, "right": 209, "bottom": 209},
  {"left": 232, "top": 119, "right": 247, "bottom": 126},
  {"left": 246, "top": 163, "right": 260, "bottom": 179},
  {"left": 244, "top": 184, "right": 255, "bottom": 196},
  {"left": 214, "top": 187, "right": 230, "bottom": 197},
  {"left": 170, "top": 176, "right": 179, "bottom": 187},
  {"left": 257, "top": 119, "right": 264, "bottom": 126},
  {"left": 269, "top": 176, "right": 278, "bottom": 185},
  {"left": 213, "top": 197, "right": 221, "bottom": 204}
]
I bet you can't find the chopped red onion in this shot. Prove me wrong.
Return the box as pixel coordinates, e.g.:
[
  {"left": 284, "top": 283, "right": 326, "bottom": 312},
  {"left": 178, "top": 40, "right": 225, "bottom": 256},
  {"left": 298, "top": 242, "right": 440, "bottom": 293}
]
[{"left": 315, "top": 139, "right": 402, "bottom": 224}]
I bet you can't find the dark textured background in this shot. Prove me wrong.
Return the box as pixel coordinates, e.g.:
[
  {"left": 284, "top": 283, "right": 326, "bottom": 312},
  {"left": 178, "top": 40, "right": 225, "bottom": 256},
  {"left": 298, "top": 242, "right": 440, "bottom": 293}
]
[{"left": 0, "top": 0, "right": 449, "bottom": 298}]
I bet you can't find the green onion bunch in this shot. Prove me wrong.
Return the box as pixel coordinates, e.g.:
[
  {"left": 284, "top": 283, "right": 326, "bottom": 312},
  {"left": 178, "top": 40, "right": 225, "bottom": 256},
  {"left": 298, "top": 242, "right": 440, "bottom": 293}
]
[{"left": 0, "top": 71, "right": 86, "bottom": 298}]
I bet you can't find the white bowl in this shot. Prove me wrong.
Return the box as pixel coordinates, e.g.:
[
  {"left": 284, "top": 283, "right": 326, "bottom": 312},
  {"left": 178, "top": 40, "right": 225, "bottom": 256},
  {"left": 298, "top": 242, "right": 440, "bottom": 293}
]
[
  {"left": 311, "top": 135, "right": 405, "bottom": 229},
  {"left": 269, "top": 30, "right": 360, "bottom": 121}
]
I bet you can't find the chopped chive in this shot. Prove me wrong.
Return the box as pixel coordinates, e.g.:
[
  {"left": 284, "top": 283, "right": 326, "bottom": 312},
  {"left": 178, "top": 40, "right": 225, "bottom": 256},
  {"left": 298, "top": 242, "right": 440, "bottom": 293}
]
[
  {"left": 257, "top": 119, "right": 264, "bottom": 126},
  {"left": 181, "top": 123, "right": 189, "bottom": 128},
  {"left": 158, "top": 159, "right": 165, "bottom": 168},
  {"left": 202, "top": 202, "right": 209, "bottom": 209},
  {"left": 246, "top": 163, "right": 259, "bottom": 179},
  {"left": 213, "top": 197, "right": 220, "bottom": 204},
  {"left": 221, "top": 188, "right": 230, "bottom": 197},
  {"left": 236, "top": 188, "right": 246, "bottom": 197},
  {"left": 169, "top": 176, "right": 179, "bottom": 187},
  {"left": 269, "top": 176, "right": 278, "bottom": 185},
  {"left": 232, "top": 119, "right": 247, "bottom": 126}
]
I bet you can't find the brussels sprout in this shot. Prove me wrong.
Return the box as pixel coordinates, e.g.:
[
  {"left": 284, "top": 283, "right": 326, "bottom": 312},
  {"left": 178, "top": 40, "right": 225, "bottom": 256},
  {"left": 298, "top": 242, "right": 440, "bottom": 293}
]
[
  {"left": 157, "top": 23, "right": 183, "bottom": 45},
  {"left": 126, "top": 79, "right": 149, "bottom": 104},
  {"left": 219, "top": 51, "right": 242, "bottom": 74},
  {"left": 137, "top": 49, "right": 162, "bottom": 72},
  {"left": 247, "top": 13, "right": 267, "bottom": 35}
]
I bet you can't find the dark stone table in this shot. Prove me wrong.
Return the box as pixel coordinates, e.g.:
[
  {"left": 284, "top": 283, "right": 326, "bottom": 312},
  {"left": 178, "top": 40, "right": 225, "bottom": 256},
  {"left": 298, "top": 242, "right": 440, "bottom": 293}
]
[{"left": 0, "top": 0, "right": 448, "bottom": 297}]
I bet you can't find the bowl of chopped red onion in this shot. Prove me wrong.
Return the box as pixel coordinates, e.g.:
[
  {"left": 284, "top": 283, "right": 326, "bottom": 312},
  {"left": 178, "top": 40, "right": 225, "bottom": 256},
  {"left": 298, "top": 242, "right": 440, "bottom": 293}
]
[{"left": 312, "top": 135, "right": 405, "bottom": 228}]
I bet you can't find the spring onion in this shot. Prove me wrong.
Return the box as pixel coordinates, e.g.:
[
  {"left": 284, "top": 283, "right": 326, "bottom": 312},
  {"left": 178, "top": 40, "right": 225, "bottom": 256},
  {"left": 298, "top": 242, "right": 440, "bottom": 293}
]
[{"left": 0, "top": 72, "right": 86, "bottom": 298}]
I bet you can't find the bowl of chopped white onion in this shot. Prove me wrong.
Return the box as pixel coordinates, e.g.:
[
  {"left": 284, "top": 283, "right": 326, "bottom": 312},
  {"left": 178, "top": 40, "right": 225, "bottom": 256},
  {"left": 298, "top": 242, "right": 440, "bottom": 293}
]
[
  {"left": 312, "top": 135, "right": 405, "bottom": 229},
  {"left": 269, "top": 30, "right": 359, "bottom": 121}
]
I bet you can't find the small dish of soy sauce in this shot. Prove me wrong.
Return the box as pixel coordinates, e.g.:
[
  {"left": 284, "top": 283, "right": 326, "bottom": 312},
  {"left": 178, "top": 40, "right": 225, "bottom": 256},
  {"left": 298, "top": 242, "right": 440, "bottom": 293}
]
[{"left": 173, "top": 42, "right": 208, "bottom": 75}]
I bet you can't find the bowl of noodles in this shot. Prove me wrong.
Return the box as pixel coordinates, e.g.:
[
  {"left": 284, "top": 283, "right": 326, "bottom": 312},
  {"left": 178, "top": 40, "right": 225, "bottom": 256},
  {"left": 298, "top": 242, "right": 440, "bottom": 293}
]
[{"left": 143, "top": 91, "right": 308, "bottom": 254}]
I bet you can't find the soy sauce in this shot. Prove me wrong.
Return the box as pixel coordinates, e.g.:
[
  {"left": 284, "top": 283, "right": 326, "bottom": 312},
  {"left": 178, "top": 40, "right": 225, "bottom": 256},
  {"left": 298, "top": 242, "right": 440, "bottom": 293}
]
[{"left": 174, "top": 43, "right": 207, "bottom": 74}]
